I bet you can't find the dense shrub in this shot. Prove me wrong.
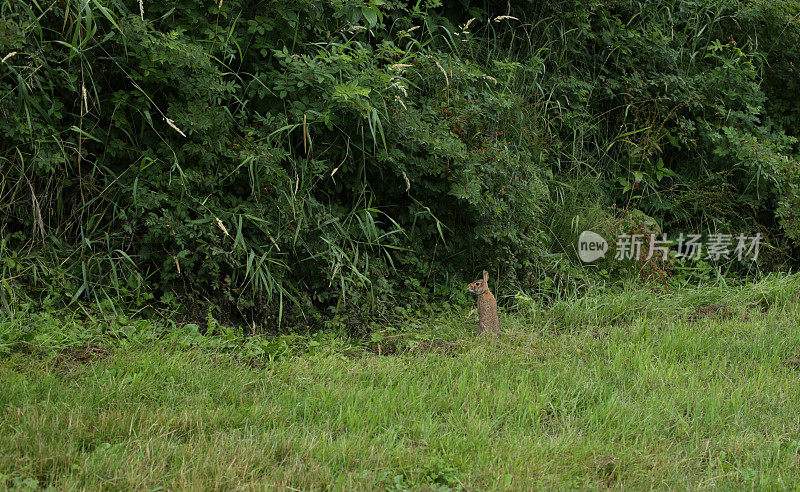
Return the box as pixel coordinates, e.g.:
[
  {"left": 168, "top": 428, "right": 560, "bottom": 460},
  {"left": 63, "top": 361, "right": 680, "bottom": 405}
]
[{"left": 1, "top": 0, "right": 799, "bottom": 327}]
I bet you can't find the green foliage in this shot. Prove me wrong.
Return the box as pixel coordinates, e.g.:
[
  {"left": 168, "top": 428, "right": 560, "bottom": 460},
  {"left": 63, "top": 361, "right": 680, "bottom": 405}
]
[{"left": 2, "top": 0, "right": 800, "bottom": 327}]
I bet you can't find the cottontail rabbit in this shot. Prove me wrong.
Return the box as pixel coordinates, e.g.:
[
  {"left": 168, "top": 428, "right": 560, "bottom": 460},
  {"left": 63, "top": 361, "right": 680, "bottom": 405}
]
[{"left": 467, "top": 270, "right": 500, "bottom": 335}]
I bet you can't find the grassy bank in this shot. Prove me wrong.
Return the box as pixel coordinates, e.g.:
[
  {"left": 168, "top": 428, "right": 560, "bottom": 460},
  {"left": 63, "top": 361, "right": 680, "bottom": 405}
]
[{"left": 2, "top": 278, "right": 800, "bottom": 489}]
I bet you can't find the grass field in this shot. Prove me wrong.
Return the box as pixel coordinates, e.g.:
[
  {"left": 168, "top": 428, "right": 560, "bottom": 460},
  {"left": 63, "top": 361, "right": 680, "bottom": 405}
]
[{"left": 2, "top": 277, "right": 800, "bottom": 489}]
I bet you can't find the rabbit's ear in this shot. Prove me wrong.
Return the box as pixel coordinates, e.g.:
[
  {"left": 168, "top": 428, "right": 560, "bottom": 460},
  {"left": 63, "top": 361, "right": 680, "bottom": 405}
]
[{"left": 482, "top": 270, "right": 489, "bottom": 282}]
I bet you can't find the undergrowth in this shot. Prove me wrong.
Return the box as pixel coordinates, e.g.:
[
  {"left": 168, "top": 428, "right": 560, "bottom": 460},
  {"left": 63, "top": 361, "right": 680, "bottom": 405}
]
[
  {"left": 3, "top": 273, "right": 799, "bottom": 364},
  {"left": 2, "top": 0, "right": 800, "bottom": 328}
]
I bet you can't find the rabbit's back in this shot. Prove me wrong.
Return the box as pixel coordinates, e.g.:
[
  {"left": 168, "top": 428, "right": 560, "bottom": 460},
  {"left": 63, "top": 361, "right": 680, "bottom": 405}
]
[{"left": 477, "top": 292, "right": 501, "bottom": 335}]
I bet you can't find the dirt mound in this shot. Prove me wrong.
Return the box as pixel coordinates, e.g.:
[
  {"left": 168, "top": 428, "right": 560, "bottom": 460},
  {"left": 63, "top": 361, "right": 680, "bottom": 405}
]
[
  {"left": 56, "top": 343, "right": 111, "bottom": 371},
  {"left": 689, "top": 304, "right": 739, "bottom": 321}
]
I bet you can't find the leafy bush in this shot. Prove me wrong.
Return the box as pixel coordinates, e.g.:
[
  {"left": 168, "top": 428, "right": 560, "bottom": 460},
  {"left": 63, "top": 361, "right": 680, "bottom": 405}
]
[{"left": 1, "top": 0, "right": 799, "bottom": 329}]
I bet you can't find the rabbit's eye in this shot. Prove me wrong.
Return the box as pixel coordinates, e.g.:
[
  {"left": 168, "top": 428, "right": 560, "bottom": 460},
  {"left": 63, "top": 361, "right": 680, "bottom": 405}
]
[{"left": 476, "top": 282, "right": 481, "bottom": 286}]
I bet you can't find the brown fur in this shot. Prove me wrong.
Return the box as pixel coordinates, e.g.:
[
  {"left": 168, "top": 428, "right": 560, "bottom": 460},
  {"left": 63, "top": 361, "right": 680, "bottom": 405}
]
[{"left": 467, "top": 270, "right": 500, "bottom": 335}]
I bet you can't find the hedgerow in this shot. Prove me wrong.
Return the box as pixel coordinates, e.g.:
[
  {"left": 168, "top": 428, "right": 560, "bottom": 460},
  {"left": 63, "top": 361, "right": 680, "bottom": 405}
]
[{"left": 1, "top": 0, "right": 799, "bottom": 329}]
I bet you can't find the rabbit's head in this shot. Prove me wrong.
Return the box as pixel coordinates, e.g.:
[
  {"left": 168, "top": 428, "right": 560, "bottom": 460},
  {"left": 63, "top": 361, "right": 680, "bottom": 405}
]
[{"left": 467, "top": 270, "right": 490, "bottom": 295}]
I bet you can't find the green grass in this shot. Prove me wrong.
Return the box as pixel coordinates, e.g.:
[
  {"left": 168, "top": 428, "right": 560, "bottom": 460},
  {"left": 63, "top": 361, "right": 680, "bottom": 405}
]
[{"left": 2, "top": 279, "right": 800, "bottom": 489}]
